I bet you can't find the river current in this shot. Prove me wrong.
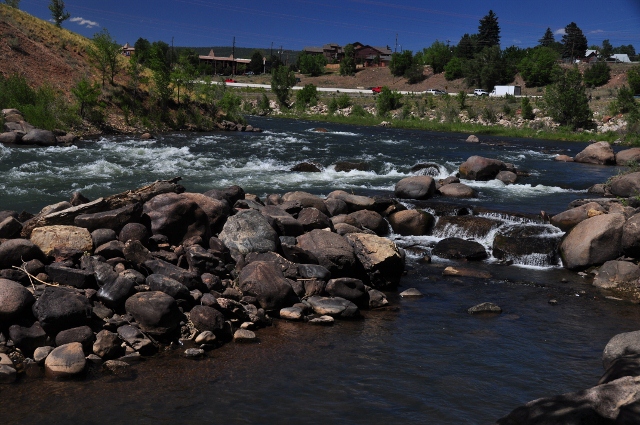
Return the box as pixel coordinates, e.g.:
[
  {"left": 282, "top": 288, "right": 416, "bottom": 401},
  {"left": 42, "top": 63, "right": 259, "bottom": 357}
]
[{"left": 1, "top": 117, "right": 639, "bottom": 424}]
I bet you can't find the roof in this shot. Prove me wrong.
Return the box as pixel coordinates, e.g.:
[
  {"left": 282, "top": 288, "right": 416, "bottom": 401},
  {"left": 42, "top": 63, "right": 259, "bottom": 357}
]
[
  {"left": 585, "top": 49, "right": 598, "bottom": 57},
  {"left": 610, "top": 54, "right": 631, "bottom": 63},
  {"left": 199, "top": 49, "right": 249, "bottom": 63},
  {"left": 303, "top": 47, "right": 324, "bottom": 54}
]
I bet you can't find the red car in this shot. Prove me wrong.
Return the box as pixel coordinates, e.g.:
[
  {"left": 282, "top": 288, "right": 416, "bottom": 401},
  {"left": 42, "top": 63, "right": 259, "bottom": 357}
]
[
  {"left": 225, "top": 78, "right": 237, "bottom": 83},
  {"left": 371, "top": 86, "right": 383, "bottom": 93}
]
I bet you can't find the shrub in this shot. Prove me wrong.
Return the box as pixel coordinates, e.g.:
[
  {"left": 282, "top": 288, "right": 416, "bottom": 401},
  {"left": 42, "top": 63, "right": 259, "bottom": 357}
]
[
  {"left": 258, "top": 93, "right": 271, "bottom": 114},
  {"left": 376, "top": 87, "right": 402, "bottom": 116},
  {"left": 351, "top": 104, "right": 369, "bottom": 117},
  {"left": 328, "top": 97, "right": 339, "bottom": 114},
  {"left": 296, "top": 84, "right": 318, "bottom": 109},
  {"left": 456, "top": 91, "right": 467, "bottom": 110},
  {"left": 218, "top": 91, "right": 243, "bottom": 121},
  {"left": 628, "top": 66, "right": 640, "bottom": 95},
  {"left": 544, "top": 67, "right": 593, "bottom": 129},
  {"left": 583, "top": 62, "right": 611, "bottom": 87},
  {"left": 444, "top": 57, "right": 464, "bottom": 81},
  {"left": 521, "top": 97, "right": 535, "bottom": 120},
  {"left": 336, "top": 93, "right": 351, "bottom": 109}
]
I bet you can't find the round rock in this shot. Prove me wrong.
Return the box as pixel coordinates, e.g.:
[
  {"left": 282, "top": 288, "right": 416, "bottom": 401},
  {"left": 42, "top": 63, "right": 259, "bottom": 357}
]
[{"left": 45, "top": 342, "right": 87, "bottom": 379}]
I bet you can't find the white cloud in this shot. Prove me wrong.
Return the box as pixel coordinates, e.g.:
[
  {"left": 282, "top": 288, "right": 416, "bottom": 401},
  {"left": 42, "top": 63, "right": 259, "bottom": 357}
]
[
  {"left": 589, "top": 29, "right": 604, "bottom": 34},
  {"left": 512, "top": 39, "right": 522, "bottom": 45},
  {"left": 554, "top": 28, "right": 566, "bottom": 36},
  {"left": 70, "top": 17, "right": 99, "bottom": 28}
]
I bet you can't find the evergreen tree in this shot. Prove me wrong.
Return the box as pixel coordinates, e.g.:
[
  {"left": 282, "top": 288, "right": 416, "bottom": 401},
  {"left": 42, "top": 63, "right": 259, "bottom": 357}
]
[
  {"left": 271, "top": 65, "right": 296, "bottom": 107},
  {"left": 48, "top": 0, "right": 70, "bottom": 28},
  {"left": 600, "top": 39, "right": 613, "bottom": 59},
  {"left": 538, "top": 28, "right": 555, "bottom": 47},
  {"left": 249, "top": 50, "right": 264, "bottom": 74},
  {"left": 477, "top": 10, "right": 500, "bottom": 49},
  {"left": 561, "top": 22, "right": 588, "bottom": 61},
  {"left": 544, "top": 67, "right": 592, "bottom": 129},
  {"left": 419, "top": 40, "right": 453, "bottom": 74},
  {"left": 456, "top": 34, "right": 477, "bottom": 59},
  {"left": 339, "top": 44, "right": 356, "bottom": 76},
  {"left": 3, "top": 0, "right": 21, "bottom": 9},
  {"left": 389, "top": 50, "right": 413, "bottom": 77},
  {"left": 133, "top": 38, "right": 151, "bottom": 65}
]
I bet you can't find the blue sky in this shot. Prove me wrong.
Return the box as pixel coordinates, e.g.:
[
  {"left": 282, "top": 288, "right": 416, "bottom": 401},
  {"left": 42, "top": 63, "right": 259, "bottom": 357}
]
[{"left": 17, "top": 0, "right": 640, "bottom": 53}]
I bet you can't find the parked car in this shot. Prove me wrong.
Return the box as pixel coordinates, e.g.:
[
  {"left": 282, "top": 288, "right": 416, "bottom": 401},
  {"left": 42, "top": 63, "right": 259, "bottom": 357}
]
[
  {"left": 424, "top": 89, "right": 446, "bottom": 95},
  {"left": 244, "top": 71, "right": 254, "bottom": 75},
  {"left": 473, "top": 89, "right": 489, "bottom": 96},
  {"left": 371, "top": 86, "right": 383, "bottom": 93},
  {"left": 225, "top": 78, "right": 237, "bottom": 83}
]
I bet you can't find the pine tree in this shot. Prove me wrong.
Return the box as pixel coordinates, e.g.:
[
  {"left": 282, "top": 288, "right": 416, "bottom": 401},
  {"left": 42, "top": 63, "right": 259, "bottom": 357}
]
[
  {"left": 477, "top": 10, "right": 500, "bottom": 49},
  {"left": 48, "top": 0, "right": 70, "bottom": 28},
  {"left": 538, "top": 28, "right": 555, "bottom": 47},
  {"left": 561, "top": 22, "right": 588, "bottom": 61}
]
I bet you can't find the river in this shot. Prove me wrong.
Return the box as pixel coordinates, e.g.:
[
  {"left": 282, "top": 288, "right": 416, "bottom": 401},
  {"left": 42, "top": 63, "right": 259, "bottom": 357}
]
[{"left": 1, "top": 117, "right": 638, "bottom": 424}]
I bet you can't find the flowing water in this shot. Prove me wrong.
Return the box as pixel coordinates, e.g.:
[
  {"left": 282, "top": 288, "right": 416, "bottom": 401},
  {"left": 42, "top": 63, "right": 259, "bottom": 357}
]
[{"left": 1, "top": 118, "right": 639, "bottom": 424}]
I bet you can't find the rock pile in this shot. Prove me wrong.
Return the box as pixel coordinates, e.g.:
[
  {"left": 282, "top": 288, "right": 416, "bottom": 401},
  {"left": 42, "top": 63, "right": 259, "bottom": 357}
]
[
  {"left": 0, "top": 178, "right": 406, "bottom": 382},
  {"left": 0, "top": 109, "right": 78, "bottom": 146}
]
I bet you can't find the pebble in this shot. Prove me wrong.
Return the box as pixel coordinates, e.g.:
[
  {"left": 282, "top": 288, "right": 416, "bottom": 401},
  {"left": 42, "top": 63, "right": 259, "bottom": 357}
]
[
  {"left": 0, "top": 364, "right": 17, "bottom": 384},
  {"left": 33, "top": 346, "right": 54, "bottom": 364},
  {"left": 184, "top": 348, "right": 205, "bottom": 358},
  {"left": 280, "top": 306, "right": 304, "bottom": 321},
  {"left": 400, "top": 288, "right": 424, "bottom": 298},
  {"left": 233, "top": 329, "right": 256, "bottom": 342},
  {"left": 309, "top": 315, "right": 334, "bottom": 326},
  {"left": 468, "top": 302, "right": 502, "bottom": 314},
  {"left": 195, "top": 331, "right": 216, "bottom": 344},
  {"left": 549, "top": 299, "right": 558, "bottom": 305}
]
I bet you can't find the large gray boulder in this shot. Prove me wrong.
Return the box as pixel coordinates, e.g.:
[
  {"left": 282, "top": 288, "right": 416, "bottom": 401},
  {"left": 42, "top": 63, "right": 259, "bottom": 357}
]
[
  {"left": 326, "top": 190, "right": 375, "bottom": 212},
  {"left": 297, "top": 230, "right": 358, "bottom": 278},
  {"left": 219, "top": 209, "right": 279, "bottom": 255},
  {"left": 125, "top": 291, "right": 182, "bottom": 336},
  {"left": 438, "top": 183, "right": 478, "bottom": 198},
  {"left": 492, "top": 225, "right": 561, "bottom": 265},
  {"left": 146, "top": 274, "right": 190, "bottom": 300},
  {"left": 260, "top": 205, "right": 304, "bottom": 237},
  {"left": 297, "top": 207, "right": 332, "bottom": 232},
  {"left": 74, "top": 203, "right": 142, "bottom": 232},
  {"left": 345, "top": 233, "right": 404, "bottom": 289},
  {"left": 0, "top": 238, "right": 46, "bottom": 269},
  {"left": 496, "top": 376, "right": 640, "bottom": 425},
  {"left": 388, "top": 209, "right": 434, "bottom": 236},
  {"left": 458, "top": 156, "right": 506, "bottom": 181},
  {"left": 603, "top": 330, "right": 640, "bottom": 370},
  {"left": 616, "top": 148, "right": 640, "bottom": 166},
  {"left": 433, "top": 215, "right": 501, "bottom": 240},
  {"left": 238, "top": 261, "right": 298, "bottom": 311},
  {"left": 181, "top": 192, "right": 231, "bottom": 234},
  {"left": 21, "top": 129, "right": 57, "bottom": 146},
  {"left": 623, "top": 213, "right": 640, "bottom": 257},
  {"left": 143, "top": 193, "right": 210, "bottom": 246},
  {"left": 347, "top": 210, "right": 388, "bottom": 236},
  {"left": 189, "top": 305, "right": 226, "bottom": 334},
  {"left": 281, "top": 191, "right": 329, "bottom": 215},
  {"left": 433, "top": 237, "right": 488, "bottom": 261},
  {"left": 0, "top": 278, "right": 35, "bottom": 323},
  {"left": 307, "top": 296, "right": 359, "bottom": 319},
  {"left": 550, "top": 202, "right": 606, "bottom": 232},
  {"left": 394, "top": 176, "right": 436, "bottom": 200},
  {"left": 610, "top": 172, "right": 640, "bottom": 198},
  {"left": 574, "top": 141, "right": 615, "bottom": 165},
  {"left": 593, "top": 261, "right": 640, "bottom": 290},
  {"left": 560, "top": 213, "right": 625, "bottom": 270},
  {"left": 0, "top": 216, "right": 22, "bottom": 238}
]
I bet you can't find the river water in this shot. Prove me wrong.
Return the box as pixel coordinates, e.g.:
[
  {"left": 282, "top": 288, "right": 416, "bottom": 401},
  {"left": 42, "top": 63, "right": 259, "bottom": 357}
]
[{"left": 1, "top": 117, "right": 639, "bottom": 424}]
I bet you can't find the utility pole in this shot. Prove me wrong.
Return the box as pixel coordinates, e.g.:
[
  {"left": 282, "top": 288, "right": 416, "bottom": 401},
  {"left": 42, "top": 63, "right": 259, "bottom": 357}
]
[
  {"left": 280, "top": 45, "right": 283, "bottom": 62},
  {"left": 395, "top": 33, "right": 398, "bottom": 53},
  {"left": 171, "top": 36, "right": 174, "bottom": 67},
  {"left": 270, "top": 42, "right": 273, "bottom": 73},
  {"left": 232, "top": 36, "right": 236, "bottom": 75}
]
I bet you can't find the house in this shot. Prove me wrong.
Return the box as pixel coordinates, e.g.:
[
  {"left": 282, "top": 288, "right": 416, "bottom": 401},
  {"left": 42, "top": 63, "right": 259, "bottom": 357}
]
[
  {"left": 608, "top": 54, "right": 631, "bottom": 63},
  {"left": 352, "top": 42, "right": 392, "bottom": 67},
  {"left": 122, "top": 42, "right": 135, "bottom": 57},
  {"left": 584, "top": 49, "right": 599, "bottom": 63},
  {"left": 199, "top": 49, "right": 251, "bottom": 74},
  {"left": 303, "top": 43, "right": 344, "bottom": 61}
]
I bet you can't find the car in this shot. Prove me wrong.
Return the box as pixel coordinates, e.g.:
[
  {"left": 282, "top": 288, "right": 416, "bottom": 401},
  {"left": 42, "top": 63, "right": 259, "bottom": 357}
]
[
  {"left": 371, "top": 86, "right": 383, "bottom": 93},
  {"left": 474, "top": 89, "right": 489, "bottom": 96},
  {"left": 225, "top": 78, "right": 237, "bottom": 83},
  {"left": 424, "top": 89, "right": 446, "bottom": 95},
  {"left": 244, "top": 71, "right": 254, "bottom": 76}
]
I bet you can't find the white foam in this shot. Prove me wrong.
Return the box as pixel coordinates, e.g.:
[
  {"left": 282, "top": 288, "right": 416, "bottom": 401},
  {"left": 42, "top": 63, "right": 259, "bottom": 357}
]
[{"left": 464, "top": 179, "right": 584, "bottom": 197}]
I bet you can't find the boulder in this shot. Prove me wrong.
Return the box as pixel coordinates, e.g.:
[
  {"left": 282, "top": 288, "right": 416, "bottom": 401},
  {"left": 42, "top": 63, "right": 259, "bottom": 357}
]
[
  {"left": 21, "top": 129, "right": 57, "bottom": 146},
  {"left": 468, "top": 302, "right": 502, "bottom": 314},
  {"left": 184, "top": 244, "right": 219, "bottom": 276},
  {"left": 458, "top": 156, "right": 506, "bottom": 181},
  {"left": 496, "top": 376, "right": 640, "bottom": 425},
  {"left": 233, "top": 329, "right": 257, "bottom": 342},
  {"left": 96, "top": 276, "right": 136, "bottom": 308},
  {"left": 181, "top": 192, "right": 231, "bottom": 234},
  {"left": 574, "top": 141, "right": 615, "bottom": 165},
  {"left": 492, "top": 224, "right": 561, "bottom": 264},
  {"left": 0, "top": 278, "right": 35, "bottom": 322},
  {"left": 0, "top": 131, "right": 23, "bottom": 144},
  {"left": 238, "top": 261, "right": 297, "bottom": 311},
  {"left": 33, "top": 286, "right": 92, "bottom": 333},
  {"left": 599, "top": 355, "right": 640, "bottom": 385},
  {"left": 218, "top": 209, "right": 279, "bottom": 256},
  {"left": 345, "top": 233, "right": 404, "bottom": 289},
  {"left": 388, "top": 209, "right": 435, "bottom": 236},
  {"left": 411, "top": 163, "right": 442, "bottom": 177},
  {"left": 74, "top": 203, "right": 142, "bottom": 232},
  {"left": 297, "top": 207, "right": 333, "bottom": 232},
  {"left": 623, "top": 213, "right": 640, "bottom": 257},
  {"left": 143, "top": 193, "right": 210, "bottom": 246},
  {"left": 496, "top": 171, "right": 518, "bottom": 185},
  {"left": 325, "top": 190, "right": 375, "bottom": 212},
  {"left": 324, "top": 198, "right": 349, "bottom": 216},
  {"left": 94, "top": 240, "right": 125, "bottom": 259},
  {"left": 593, "top": 260, "right": 640, "bottom": 289},
  {"left": 0, "top": 238, "right": 46, "bottom": 269},
  {"left": 8, "top": 322, "right": 47, "bottom": 355},
  {"left": 616, "top": 148, "right": 640, "bottom": 166},
  {"left": 307, "top": 296, "right": 359, "bottom": 319},
  {"left": 245, "top": 251, "right": 299, "bottom": 279},
  {"left": 433, "top": 215, "right": 501, "bottom": 240},
  {"left": 437, "top": 183, "right": 478, "bottom": 198},
  {"left": 203, "top": 185, "right": 245, "bottom": 206},
  {"left": 433, "top": 238, "right": 488, "bottom": 261},
  {"left": 30, "top": 225, "right": 93, "bottom": 257},
  {"left": 146, "top": 274, "right": 190, "bottom": 300},
  {"left": 80, "top": 256, "right": 118, "bottom": 287},
  {"left": 0, "top": 216, "right": 22, "bottom": 238},
  {"left": 394, "top": 176, "right": 436, "bottom": 200},
  {"left": 261, "top": 206, "right": 304, "bottom": 237},
  {"left": 281, "top": 191, "right": 329, "bottom": 215},
  {"left": 55, "top": 326, "right": 94, "bottom": 354},
  {"left": 610, "top": 172, "right": 640, "bottom": 198},
  {"left": 347, "top": 210, "right": 388, "bottom": 236},
  {"left": 91, "top": 228, "right": 117, "bottom": 248},
  {"left": 603, "top": 330, "right": 640, "bottom": 370},
  {"left": 560, "top": 213, "right": 625, "bottom": 270},
  {"left": 290, "top": 162, "right": 322, "bottom": 172},
  {"left": 280, "top": 306, "right": 304, "bottom": 321},
  {"left": 189, "top": 305, "right": 226, "bottom": 334},
  {"left": 550, "top": 202, "right": 606, "bottom": 232},
  {"left": 334, "top": 161, "right": 369, "bottom": 172},
  {"left": 45, "top": 342, "right": 87, "bottom": 378},
  {"left": 325, "top": 278, "right": 367, "bottom": 305},
  {"left": 297, "top": 230, "right": 358, "bottom": 278},
  {"left": 298, "top": 264, "right": 331, "bottom": 281},
  {"left": 554, "top": 154, "right": 574, "bottom": 162},
  {"left": 45, "top": 263, "right": 96, "bottom": 289},
  {"left": 466, "top": 135, "right": 479, "bottom": 143},
  {"left": 123, "top": 240, "right": 152, "bottom": 265},
  {"left": 118, "top": 223, "right": 149, "bottom": 245},
  {"left": 142, "top": 258, "right": 199, "bottom": 289},
  {"left": 117, "top": 325, "right": 155, "bottom": 355},
  {"left": 124, "top": 291, "right": 182, "bottom": 336}
]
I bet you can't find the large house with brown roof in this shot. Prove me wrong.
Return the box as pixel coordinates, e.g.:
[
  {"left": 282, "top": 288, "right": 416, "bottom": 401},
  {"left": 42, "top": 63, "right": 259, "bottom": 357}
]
[
  {"left": 303, "top": 42, "right": 391, "bottom": 67},
  {"left": 199, "top": 49, "right": 251, "bottom": 74}
]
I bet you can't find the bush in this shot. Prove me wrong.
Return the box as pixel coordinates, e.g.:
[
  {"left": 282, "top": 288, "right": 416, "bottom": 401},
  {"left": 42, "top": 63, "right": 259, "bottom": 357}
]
[
  {"left": 444, "top": 57, "right": 464, "bottom": 81},
  {"left": 521, "top": 97, "right": 535, "bottom": 120},
  {"left": 610, "top": 86, "right": 637, "bottom": 115},
  {"left": 296, "top": 84, "right": 318, "bottom": 109},
  {"left": 271, "top": 65, "right": 296, "bottom": 107},
  {"left": 376, "top": 87, "right": 402, "bottom": 116},
  {"left": 258, "top": 93, "right": 271, "bottom": 114},
  {"left": 405, "top": 62, "right": 425, "bottom": 84},
  {"left": 218, "top": 91, "right": 242, "bottom": 121},
  {"left": 519, "top": 46, "right": 561, "bottom": 87},
  {"left": 350, "top": 104, "right": 369, "bottom": 117},
  {"left": 327, "top": 97, "right": 338, "bottom": 114},
  {"left": 544, "top": 67, "right": 593, "bottom": 129},
  {"left": 583, "top": 62, "right": 611, "bottom": 87},
  {"left": 627, "top": 66, "right": 640, "bottom": 95},
  {"left": 456, "top": 91, "right": 466, "bottom": 110},
  {"left": 336, "top": 93, "right": 351, "bottom": 109}
]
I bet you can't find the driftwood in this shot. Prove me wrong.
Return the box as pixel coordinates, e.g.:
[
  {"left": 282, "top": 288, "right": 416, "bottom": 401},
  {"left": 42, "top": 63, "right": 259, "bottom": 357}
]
[{"left": 20, "top": 177, "right": 184, "bottom": 238}]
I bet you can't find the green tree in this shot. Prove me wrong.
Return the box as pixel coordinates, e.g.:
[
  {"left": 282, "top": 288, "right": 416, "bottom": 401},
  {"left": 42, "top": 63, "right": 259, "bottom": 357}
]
[
  {"left": 561, "top": 22, "right": 588, "bottom": 61},
  {"left": 86, "top": 29, "right": 122, "bottom": 87},
  {"left": 583, "top": 61, "right": 611, "bottom": 87},
  {"left": 538, "top": 28, "right": 555, "bottom": 47},
  {"left": 71, "top": 77, "right": 100, "bottom": 119},
  {"left": 519, "top": 46, "right": 561, "bottom": 87},
  {"left": 389, "top": 50, "right": 413, "bottom": 77},
  {"left": 3, "top": 0, "right": 20, "bottom": 8},
  {"left": 271, "top": 65, "right": 296, "bottom": 107},
  {"left": 340, "top": 44, "right": 356, "bottom": 76},
  {"left": 405, "top": 62, "right": 425, "bottom": 84},
  {"left": 296, "top": 83, "right": 318, "bottom": 109},
  {"left": 456, "top": 34, "right": 477, "bottom": 59},
  {"left": 171, "top": 53, "right": 197, "bottom": 105},
  {"left": 149, "top": 43, "right": 172, "bottom": 110},
  {"left": 444, "top": 57, "right": 465, "bottom": 80},
  {"left": 376, "top": 87, "right": 402, "bottom": 116},
  {"left": 601, "top": 39, "right": 613, "bottom": 59},
  {"left": 544, "top": 67, "right": 592, "bottom": 129},
  {"left": 612, "top": 86, "right": 637, "bottom": 114},
  {"left": 133, "top": 38, "right": 151, "bottom": 65},
  {"left": 419, "top": 40, "right": 453, "bottom": 74},
  {"left": 249, "top": 50, "right": 264, "bottom": 74},
  {"left": 298, "top": 53, "right": 326, "bottom": 76},
  {"left": 613, "top": 45, "right": 636, "bottom": 58},
  {"left": 218, "top": 91, "right": 242, "bottom": 121},
  {"left": 521, "top": 97, "right": 535, "bottom": 120},
  {"left": 464, "top": 46, "right": 510, "bottom": 90},
  {"left": 477, "top": 10, "right": 500, "bottom": 49},
  {"left": 48, "top": 0, "right": 70, "bottom": 28},
  {"left": 626, "top": 65, "right": 640, "bottom": 95}
]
